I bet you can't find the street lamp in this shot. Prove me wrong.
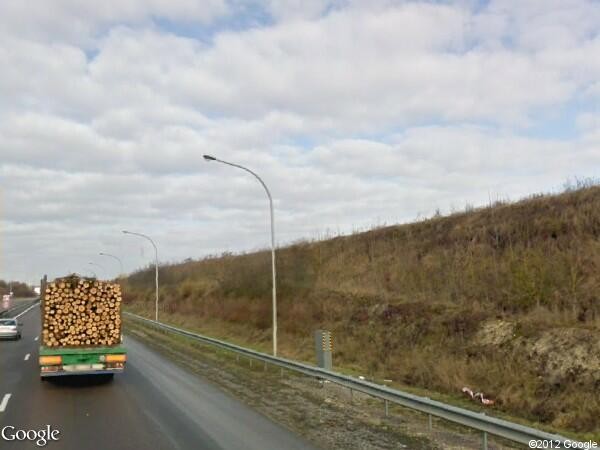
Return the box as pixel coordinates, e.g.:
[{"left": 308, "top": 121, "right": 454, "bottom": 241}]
[
  {"left": 203, "top": 154, "right": 278, "bottom": 356},
  {"left": 99, "top": 252, "right": 124, "bottom": 277},
  {"left": 122, "top": 230, "right": 159, "bottom": 322},
  {"left": 88, "top": 262, "right": 105, "bottom": 278}
]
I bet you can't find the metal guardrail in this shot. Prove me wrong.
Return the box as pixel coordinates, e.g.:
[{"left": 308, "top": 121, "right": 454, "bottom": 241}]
[
  {"left": 124, "top": 312, "right": 582, "bottom": 449},
  {"left": 12, "top": 301, "right": 40, "bottom": 319},
  {"left": 0, "top": 299, "right": 39, "bottom": 318}
]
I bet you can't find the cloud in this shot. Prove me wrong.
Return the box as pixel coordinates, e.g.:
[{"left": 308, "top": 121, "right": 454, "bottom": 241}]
[
  {"left": 0, "top": 0, "right": 599, "bottom": 282},
  {"left": 263, "top": 0, "right": 335, "bottom": 21},
  {"left": 0, "top": 0, "right": 229, "bottom": 44}
]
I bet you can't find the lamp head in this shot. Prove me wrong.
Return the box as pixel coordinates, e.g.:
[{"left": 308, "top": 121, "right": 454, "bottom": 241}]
[{"left": 203, "top": 154, "right": 217, "bottom": 161}]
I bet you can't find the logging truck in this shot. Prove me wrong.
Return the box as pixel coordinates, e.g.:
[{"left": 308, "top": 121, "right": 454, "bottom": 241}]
[{"left": 38, "top": 275, "right": 126, "bottom": 379}]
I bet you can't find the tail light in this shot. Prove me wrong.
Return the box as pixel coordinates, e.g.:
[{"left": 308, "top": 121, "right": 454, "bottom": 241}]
[
  {"left": 105, "top": 354, "right": 127, "bottom": 363},
  {"left": 39, "top": 356, "right": 62, "bottom": 365}
]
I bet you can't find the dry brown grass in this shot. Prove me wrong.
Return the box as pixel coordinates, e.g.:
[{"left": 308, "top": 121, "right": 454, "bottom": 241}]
[{"left": 123, "top": 184, "right": 600, "bottom": 438}]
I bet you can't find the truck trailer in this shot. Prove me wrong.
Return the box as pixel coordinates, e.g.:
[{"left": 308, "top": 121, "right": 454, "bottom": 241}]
[{"left": 39, "top": 275, "right": 126, "bottom": 379}]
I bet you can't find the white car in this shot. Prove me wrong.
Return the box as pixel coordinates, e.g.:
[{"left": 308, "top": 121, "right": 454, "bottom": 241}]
[{"left": 0, "top": 319, "right": 21, "bottom": 340}]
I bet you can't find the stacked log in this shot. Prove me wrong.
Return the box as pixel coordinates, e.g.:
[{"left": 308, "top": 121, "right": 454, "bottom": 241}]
[{"left": 42, "top": 275, "right": 122, "bottom": 347}]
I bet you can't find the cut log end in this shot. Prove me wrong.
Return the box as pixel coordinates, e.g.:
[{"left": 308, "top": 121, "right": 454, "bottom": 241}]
[{"left": 42, "top": 276, "right": 122, "bottom": 347}]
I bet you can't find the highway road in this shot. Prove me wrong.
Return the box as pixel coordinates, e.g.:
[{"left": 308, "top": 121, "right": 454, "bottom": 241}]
[
  {"left": 0, "top": 298, "right": 37, "bottom": 317},
  {"left": 0, "top": 305, "right": 318, "bottom": 450}
]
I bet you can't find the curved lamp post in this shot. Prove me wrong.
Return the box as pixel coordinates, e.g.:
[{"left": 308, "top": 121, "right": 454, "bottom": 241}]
[
  {"left": 88, "top": 262, "right": 105, "bottom": 279},
  {"left": 99, "top": 252, "right": 124, "bottom": 278},
  {"left": 122, "top": 230, "right": 159, "bottom": 322},
  {"left": 203, "top": 154, "right": 278, "bottom": 356}
]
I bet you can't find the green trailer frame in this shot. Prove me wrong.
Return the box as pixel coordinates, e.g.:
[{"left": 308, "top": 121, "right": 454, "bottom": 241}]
[{"left": 39, "top": 345, "right": 127, "bottom": 378}]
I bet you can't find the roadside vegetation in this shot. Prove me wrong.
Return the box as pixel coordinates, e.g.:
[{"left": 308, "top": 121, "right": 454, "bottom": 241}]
[
  {"left": 0, "top": 280, "right": 35, "bottom": 297},
  {"left": 122, "top": 182, "right": 600, "bottom": 438}
]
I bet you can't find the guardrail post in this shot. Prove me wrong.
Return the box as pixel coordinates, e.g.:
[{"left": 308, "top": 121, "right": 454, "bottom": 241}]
[
  {"left": 385, "top": 400, "right": 389, "bottom": 417},
  {"left": 264, "top": 361, "right": 267, "bottom": 371},
  {"left": 350, "top": 388, "right": 354, "bottom": 403},
  {"left": 314, "top": 330, "right": 333, "bottom": 370},
  {"left": 428, "top": 414, "right": 433, "bottom": 431},
  {"left": 249, "top": 359, "right": 253, "bottom": 368},
  {"left": 482, "top": 431, "right": 488, "bottom": 450}
]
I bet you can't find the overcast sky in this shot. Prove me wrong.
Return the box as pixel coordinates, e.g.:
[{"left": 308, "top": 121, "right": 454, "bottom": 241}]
[{"left": 1, "top": 0, "right": 599, "bottom": 284}]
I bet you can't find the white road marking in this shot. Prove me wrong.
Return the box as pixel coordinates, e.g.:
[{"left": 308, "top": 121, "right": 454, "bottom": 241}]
[
  {"left": 13, "top": 302, "right": 40, "bottom": 319},
  {"left": 24, "top": 353, "right": 30, "bottom": 361},
  {"left": 0, "top": 394, "right": 11, "bottom": 412},
  {"left": 34, "top": 336, "right": 39, "bottom": 341}
]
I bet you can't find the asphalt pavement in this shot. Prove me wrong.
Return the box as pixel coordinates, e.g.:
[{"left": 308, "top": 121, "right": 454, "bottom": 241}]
[{"left": 0, "top": 306, "right": 318, "bottom": 450}]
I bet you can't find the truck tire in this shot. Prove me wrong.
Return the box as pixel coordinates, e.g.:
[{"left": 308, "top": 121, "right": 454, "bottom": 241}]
[
  {"left": 93, "top": 373, "right": 115, "bottom": 384},
  {"left": 100, "top": 374, "right": 114, "bottom": 382}
]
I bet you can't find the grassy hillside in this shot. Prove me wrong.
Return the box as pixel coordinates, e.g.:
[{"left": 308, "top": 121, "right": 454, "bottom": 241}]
[{"left": 123, "top": 185, "right": 600, "bottom": 437}]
